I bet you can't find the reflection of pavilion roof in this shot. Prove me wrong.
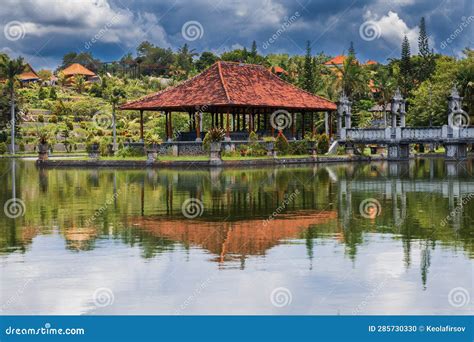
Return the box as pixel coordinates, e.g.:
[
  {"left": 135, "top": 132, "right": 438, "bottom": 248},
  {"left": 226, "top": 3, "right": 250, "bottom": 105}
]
[
  {"left": 132, "top": 210, "right": 337, "bottom": 262},
  {"left": 121, "top": 61, "right": 336, "bottom": 111}
]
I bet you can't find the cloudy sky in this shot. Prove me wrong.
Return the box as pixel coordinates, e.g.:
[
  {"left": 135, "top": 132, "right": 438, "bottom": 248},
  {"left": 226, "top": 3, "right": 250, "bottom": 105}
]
[{"left": 1, "top": 0, "right": 472, "bottom": 70}]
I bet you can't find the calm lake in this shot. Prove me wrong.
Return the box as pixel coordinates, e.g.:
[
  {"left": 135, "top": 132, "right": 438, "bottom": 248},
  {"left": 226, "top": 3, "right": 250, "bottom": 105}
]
[{"left": 0, "top": 159, "right": 472, "bottom": 315}]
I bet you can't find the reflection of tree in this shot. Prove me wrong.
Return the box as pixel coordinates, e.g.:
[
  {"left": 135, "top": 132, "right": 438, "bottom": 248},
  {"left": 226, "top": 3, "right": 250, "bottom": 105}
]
[{"left": 0, "top": 159, "right": 473, "bottom": 282}]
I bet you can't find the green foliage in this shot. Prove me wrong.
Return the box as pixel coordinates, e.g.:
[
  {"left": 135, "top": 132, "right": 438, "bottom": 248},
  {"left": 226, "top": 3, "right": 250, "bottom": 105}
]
[
  {"left": 37, "top": 114, "right": 44, "bottom": 123},
  {"left": 275, "top": 132, "right": 289, "bottom": 154},
  {"left": 49, "top": 87, "right": 57, "bottom": 100},
  {"left": 0, "top": 142, "right": 6, "bottom": 154},
  {"left": 38, "top": 86, "right": 47, "bottom": 100},
  {"left": 49, "top": 115, "right": 58, "bottom": 123},
  {"left": 19, "top": 141, "right": 25, "bottom": 152},
  {"left": 400, "top": 35, "right": 412, "bottom": 95},
  {"left": 317, "top": 133, "right": 329, "bottom": 154},
  {"left": 289, "top": 140, "right": 308, "bottom": 155},
  {"left": 206, "top": 127, "right": 225, "bottom": 142}
]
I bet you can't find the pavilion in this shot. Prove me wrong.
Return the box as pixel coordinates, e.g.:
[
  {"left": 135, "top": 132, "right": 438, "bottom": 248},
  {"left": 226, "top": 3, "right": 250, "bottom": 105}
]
[{"left": 120, "top": 61, "right": 336, "bottom": 142}]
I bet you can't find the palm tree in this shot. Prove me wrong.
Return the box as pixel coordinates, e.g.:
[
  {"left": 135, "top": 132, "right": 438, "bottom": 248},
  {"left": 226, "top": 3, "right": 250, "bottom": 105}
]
[
  {"left": 0, "top": 56, "right": 25, "bottom": 155},
  {"left": 334, "top": 55, "right": 368, "bottom": 98},
  {"left": 373, "top": 66, "right": 395, "bottom": 126},
  {"left": 108, "top": 87, "right": 126, "bottom": 153}
]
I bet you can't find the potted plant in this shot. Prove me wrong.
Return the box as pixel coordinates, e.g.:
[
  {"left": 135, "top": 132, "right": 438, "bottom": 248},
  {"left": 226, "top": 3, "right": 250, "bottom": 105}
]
[
  {"left": 37, "top": 130, "right": 50, "bottom": 161},
  {"left": 207, "top": 128, "right": 225, "bottom": 165},
  {"left": 145, "top": 133, "right": 162, "bottom": 163},
  {"left": 263, "top": 136, "right": 276, "bottom": 157},
  {"left": 86, "top": 136, "right": 101, "bottom": 160}
]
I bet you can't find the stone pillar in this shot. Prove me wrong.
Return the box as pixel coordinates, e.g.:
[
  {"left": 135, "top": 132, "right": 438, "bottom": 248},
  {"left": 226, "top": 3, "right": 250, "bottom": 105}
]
[
  {"left": 195, "top": 111, "right": 201, "bottom": 142},
  {"left": 445, "top": 143, "right": 467, "bottom": 160},
  {"left": 387, "top": 144, "right": 409, "bottom": 161},
  {"left": 391, "top": 88, "right": 406, "bottom": 128},
  {"left": 324, "top": 111, "right": 329, "bottom": 136},
  {"left": 337, "top": 91, "right": 351, "bottom": 138}
]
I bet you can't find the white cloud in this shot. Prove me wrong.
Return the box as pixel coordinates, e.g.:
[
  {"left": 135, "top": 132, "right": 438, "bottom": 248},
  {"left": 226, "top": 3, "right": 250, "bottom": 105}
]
[{"left": 363, "top": 11, "right": 422, "bottom": 54}]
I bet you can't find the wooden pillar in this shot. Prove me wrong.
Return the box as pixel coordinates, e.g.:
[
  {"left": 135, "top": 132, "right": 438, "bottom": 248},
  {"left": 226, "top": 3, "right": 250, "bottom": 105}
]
[
  {"left": 291, "top": 113, "right": 296, "bottom": 138},
  {"left": 311, "top": 112, "right": 315, "bottom": 135},
  {"left": 195, "top": 111, "right": 201, "bottom": 141},
  {"left": 249, "top": 112, "right": 254, "bottom": 132},
  {"left": 168, "top": 111, "right": 173, "bottom": 141},
  {"left": 165, "top": 111, "right": 169, "bottom": 141},
  {"left": 301, "top": 112, "right": 305, "bottom": 139},
  {"left": 140, "top": 110, "right": 144, "bottom": 141},
  {"left": 226, "top": 111, "right": 230, "bottom": 140},
  {"left": 188, "top": 112, "right": 193, "bottom": 132}
]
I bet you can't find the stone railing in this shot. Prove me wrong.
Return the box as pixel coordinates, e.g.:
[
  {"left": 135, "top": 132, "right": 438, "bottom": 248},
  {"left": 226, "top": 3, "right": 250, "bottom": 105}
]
[{"left": 401, "top": 127, "right": 442, "bottom": 141}]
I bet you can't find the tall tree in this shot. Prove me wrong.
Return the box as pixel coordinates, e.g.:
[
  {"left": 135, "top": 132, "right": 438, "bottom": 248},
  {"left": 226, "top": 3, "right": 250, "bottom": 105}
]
[
  {"left": 417, "top": 17, "right": 435, "bottom": 82},
  {"left": 0, "top": 56, "right": 25, "bottom": 154},
  {"left": 399, "top": 35, "right": 412, "bottom": 96},
  {"left": 107, "top": 87, "right": 126, "bottom": 153},
  {"left": 303, "top": 41, "right": 315, "bottom": 93},
  {"left": 250, "top": 40, "right": 258, "bottom": 58},
  {"left": 348, "top": 41, "right": 356, "bottom": 57}
]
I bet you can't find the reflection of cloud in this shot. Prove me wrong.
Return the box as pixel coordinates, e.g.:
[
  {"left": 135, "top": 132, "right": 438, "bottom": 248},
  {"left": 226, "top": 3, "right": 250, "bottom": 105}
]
[{"left": 1, "top": 232, "right": 472, "bottom": 315}]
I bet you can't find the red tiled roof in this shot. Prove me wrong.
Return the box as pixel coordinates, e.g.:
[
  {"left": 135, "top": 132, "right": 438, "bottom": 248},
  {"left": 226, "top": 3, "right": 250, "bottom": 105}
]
[
  {"left": 324, "top": 55, "right": 346, "bottom": 66},
  {"left": 61, "top": 63, "right": 96, "bottom": 77},
  {"left": 18, "top": 63, "right": 40, "bottom": 81},
  {"left": 365, "top": 60, "right": 378, "bottom": 65},
  {"left": 268, "top": 65, "right": 288, "bottom": 75},
  {"left": 121, "top": 61, "right": 336, "bottom": 111}
]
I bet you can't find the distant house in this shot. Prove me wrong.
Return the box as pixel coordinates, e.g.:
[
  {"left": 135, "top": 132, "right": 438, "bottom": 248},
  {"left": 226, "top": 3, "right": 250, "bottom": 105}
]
[
  {"left": 268, "top": 65, "right": 288, "bottom": 76},
  {"left": 61, "top": 63, "right": 100, "bottom": 84},
  {"left": 365, "top": 60, "right": 378, "bottom": 66},
  {"left": 18, "top": 64, "right": 40, "bottom": 84},
  {"left": 324, "top": 55, "right": 347, "bottom": 68}
]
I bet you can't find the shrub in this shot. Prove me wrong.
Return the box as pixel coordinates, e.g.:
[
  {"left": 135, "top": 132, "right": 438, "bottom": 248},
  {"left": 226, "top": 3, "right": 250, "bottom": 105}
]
[
  {"left": 0, "top": 142, "right": 6, "bottom": 155},
  {"left": 19, "top": 142, "right": 25, "bottom": 152},
  {"left": 289, "top": 140, "right": 307, "bottom": 155},
  {"left": 49, "top": 115, "right": 58, "bottom": 123},
  {"left": 49, "top": 87, "right": 57, "bottom": 100},
  {"left": 249, "top": 131, "right": 258, "bottom": 142},
  {"left": 37, "top": 114, "right": 44, "bottom": 123},
  {"left": 275, "top": 132, "right": 289, "bottom": 154},
  {"left": 65, "top": 120, "right": 74, "bottom": 130},
  {"left": 317, "top": 133, "right": 329, "bottom": 154}
]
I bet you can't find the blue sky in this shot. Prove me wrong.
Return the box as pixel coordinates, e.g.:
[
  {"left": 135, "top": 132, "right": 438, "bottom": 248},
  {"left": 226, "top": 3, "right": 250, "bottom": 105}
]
[{"left": 1, "top": 0, "right": 472, "bottom": 70}]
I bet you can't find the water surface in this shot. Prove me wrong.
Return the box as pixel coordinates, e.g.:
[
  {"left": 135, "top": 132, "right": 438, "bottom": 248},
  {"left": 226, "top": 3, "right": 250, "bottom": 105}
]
[{"left": 0, "top": 159, "right": 472, "bottom": 315}]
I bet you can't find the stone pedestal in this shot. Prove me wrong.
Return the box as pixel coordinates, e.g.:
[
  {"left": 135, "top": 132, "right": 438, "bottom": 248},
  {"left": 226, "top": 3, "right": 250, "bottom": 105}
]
[
  {"left": 388, "top": 144, "right": 409, "bottom": 160},
  {"left": 266, "top": 142, "right": 276, "bottom": 158},
  {"left": 37, "top": 144, "right": 49, "bottom": 161},
  {"left": 146, "top": 149, "right": 158, "bottom": 164},
  {"left": 445, "top": 142, "right": 467, "bottom": 160},
  {"left": 209, "top": 142, "right": 222, "bottom": 166}
]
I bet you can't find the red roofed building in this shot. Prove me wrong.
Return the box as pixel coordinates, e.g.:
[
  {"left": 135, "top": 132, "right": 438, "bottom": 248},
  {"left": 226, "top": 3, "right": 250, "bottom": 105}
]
[
  {"left": 61, "top": 63, "right": 99, "bottom": 83},
  {"left": 18, "top": 64, "right": 40, "bottom": 84},
  {"left": 324, "top": 55, "right": 347, "bottom": 67},
  {"left": 121, "top": 61, "right": 336, "bottom": 141}
]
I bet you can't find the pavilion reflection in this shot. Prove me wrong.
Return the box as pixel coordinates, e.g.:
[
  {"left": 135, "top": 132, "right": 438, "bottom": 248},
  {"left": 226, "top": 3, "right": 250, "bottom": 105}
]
[{"left": 131, "top": 210, "right": 337, "bottom": 266}]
